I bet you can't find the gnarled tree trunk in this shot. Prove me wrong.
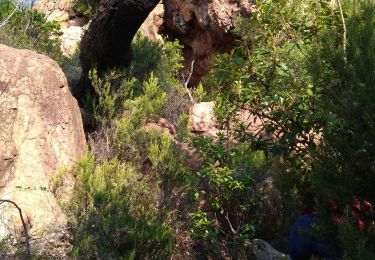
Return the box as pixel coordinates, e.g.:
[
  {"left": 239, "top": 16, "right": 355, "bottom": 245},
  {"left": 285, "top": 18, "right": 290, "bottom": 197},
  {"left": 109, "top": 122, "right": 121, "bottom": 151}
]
[{"left": 80, "top": 0, "right": 159, "bottom": 73}]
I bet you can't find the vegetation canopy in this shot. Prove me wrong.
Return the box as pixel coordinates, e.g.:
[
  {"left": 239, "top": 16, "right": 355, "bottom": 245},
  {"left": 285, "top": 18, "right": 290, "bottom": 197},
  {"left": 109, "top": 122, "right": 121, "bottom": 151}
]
[{"left": 1, "top": 0, "right": 374, "bottom": 258}]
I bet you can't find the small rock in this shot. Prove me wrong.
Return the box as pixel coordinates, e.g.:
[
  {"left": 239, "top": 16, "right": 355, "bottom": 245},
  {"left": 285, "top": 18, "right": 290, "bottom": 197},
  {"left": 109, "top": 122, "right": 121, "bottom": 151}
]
[
  {"left": 188, "top": 101, "right": 217, "bottom": 137},
  {"left": 253, "top": 239, "right": 290, "bottom": 260}
]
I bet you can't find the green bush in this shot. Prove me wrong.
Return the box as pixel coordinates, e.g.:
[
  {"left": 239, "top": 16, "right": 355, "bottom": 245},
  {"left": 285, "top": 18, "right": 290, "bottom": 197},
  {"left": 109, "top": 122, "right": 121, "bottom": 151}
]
[
  {"left": 72, "top": 0, "right": 99, "bottom": 17},
  {"left": 308, "top": 1, "right": 375, "bottom": 257},
  {"left": 74, "top": 34, "right": 195, "bottom": 257},
  {"left": 190, "top": 133, "right": 268, "bottom": 258},
  {"left": 200, "top": 0, "right": 375, "bottom": 257},
  {"left": 0, "top": 0, "right": 64, "bottom": 63},
  {"left": 65, "top": 153, "right": 174, "bottom": 259},
  {"left": 199, "top": 0, "right": 328, "bottom": 251}
]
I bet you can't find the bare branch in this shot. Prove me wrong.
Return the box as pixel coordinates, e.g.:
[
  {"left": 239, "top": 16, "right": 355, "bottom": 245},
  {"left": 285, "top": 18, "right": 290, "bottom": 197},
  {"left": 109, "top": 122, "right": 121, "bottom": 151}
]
[
  {"left": 0, "top": 199, "right": 31, "bottom": 258},
  {"left": 183, "top": 60, "right": 195, "bottom": 103},
  {"left": 225, "top": 212, "right": 237, "bottom": 235},
  {"left": 336, "top": 0, "right": 347, "bottom": 62},
  {"left": 0, "top": 0, "right": 22, "bottom": 28}
]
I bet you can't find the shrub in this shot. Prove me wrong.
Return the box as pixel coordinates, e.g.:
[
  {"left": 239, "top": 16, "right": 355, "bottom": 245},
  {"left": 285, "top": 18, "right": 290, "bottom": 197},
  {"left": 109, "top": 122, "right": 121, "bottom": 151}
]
[
  {"left": 199, "top": 0, "right": 329, "bottom": 251},
  {"left": 78, "top": 34, "right": 195, "bottom": 257},
  {"left": 72, "top": 0, "right": 99, "bottom": 17},
  {"left": 308, "top": 1, "right": 375, "bottom": 257},
  {"left": 65, "top": 153, "right": 174, "bottom": 259},
  {"left": 200, "top": 0, "right": 375, "bottom": 257},
  {"left": 190, "top": 135, "right": 269, "bottom": 258},
  {"left": 0, "top": 0, "right": 64, "bottom": 63}
]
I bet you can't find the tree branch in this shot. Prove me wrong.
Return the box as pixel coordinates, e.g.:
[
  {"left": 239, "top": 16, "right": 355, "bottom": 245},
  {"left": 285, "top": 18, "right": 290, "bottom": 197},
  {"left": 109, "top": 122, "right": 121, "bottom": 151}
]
[
  {"left": 336, "top": 0, "right": 347, "bottom": 62},
  {"left": 0, "top": 199, "right": 31, "bottom": 258},
  {"left": 183, "top": 60, "right": 195, "bottom": 103},
  {"left": 0, "top": 0, "right": 22, "bottom": 28}
]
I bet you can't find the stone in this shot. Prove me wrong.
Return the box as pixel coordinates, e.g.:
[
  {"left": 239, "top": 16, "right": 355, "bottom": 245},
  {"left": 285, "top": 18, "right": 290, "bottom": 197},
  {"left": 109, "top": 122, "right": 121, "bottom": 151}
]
[
  {"left": 188, "top": 102, "right": 274, "bottom": 139},
  {"left": 47, "top": 9, "right": 70, "bottom": 23},
  {"left": 33, "top": 0, "right": 73, "bottom": 15},
  {"left": 0, "top": 44, "right": 86, "bottom": 256},
  {"left": 188, "top": 101, "right": 217, "bottom": 137},
  {"left": 253, "top": 239, "right": 290, "bottom": 260},
  {"left": 140, "top": 2, "right": 165, "bottom": 42},
  {"left": 60, "top": 25, "right": 83, "bottom": 57},
  {"left": 163, "top": 0, "right": 255, "bottom": 85},
  {"left": 144, "top": 118, "right": 176, "bottom": 138}
]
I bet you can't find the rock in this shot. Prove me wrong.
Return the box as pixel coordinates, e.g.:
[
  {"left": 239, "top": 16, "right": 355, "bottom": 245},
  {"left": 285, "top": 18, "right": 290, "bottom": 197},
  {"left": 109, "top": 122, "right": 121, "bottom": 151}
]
[
  {"left": 163, "top": 0, "right": 255, "bottom": 85},
  {"left": 80, "top": 0, "right": 160, "bottom": 74},
  {"left": 33, "top": 0, "right": 73, "bottom": 14},
  {"left": 188, "top": 101, "right": 276, "bottom": 139},
  {"left": 33, "top": 0, "right": 87, "bottom": 57},
  {"left": 33, "top": 0, "right": 74, "bottom": 27},
  {"left": 253, "top": 239, "right": 290, "bottom": 260},
  {"left": 0, "top": 44, "right": 86, "bottom": 256},
  {"left": 60, "top": 25, "right": 83, "bottom": 57},
  {"left": 144, "top": 118, "right": 177, "bottom": 138},
  {"left": 140, "top": 1, "right": 165, "bottom": 42},
  {"left": 47, "top": 9, "right": 70, "bottom": 23},
  {"left": 188, "top": 101, "right": 218, "bottom": 137}
]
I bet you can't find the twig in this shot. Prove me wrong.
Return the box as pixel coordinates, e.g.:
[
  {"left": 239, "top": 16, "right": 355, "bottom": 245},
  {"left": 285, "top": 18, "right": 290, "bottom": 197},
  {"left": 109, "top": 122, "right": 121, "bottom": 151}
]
[
  {"left": 0, "top": 199, "right": 31, "bottom": 258},
  {"left": 0, "top": 0, "right": 22, "bottom": 28},
  {"left": 183, "top": 60, "right": 195, "bottom": 103},
  {"left": 336, "top": 0, "right": 347, "bottom": 62},
  {"left": 225, "top": 212, "right": 237, "bottom": 235}
]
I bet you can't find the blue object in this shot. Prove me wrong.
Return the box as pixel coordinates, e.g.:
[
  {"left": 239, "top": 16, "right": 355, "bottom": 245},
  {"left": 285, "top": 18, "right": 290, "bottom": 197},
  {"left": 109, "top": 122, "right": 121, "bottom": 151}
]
[{"left": 288, "top": 214, "right": 338, "bottom": 260}]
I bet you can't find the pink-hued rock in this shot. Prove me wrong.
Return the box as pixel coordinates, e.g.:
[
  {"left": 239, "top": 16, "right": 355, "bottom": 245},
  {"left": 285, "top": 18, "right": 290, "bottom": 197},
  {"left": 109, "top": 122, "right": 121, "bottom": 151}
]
[
  {"left": 0, "top": 44, "right": 86, "bottom": 256},
  {"left": 140, "top": 2, "right": 165, "bottom": 42},
  {"left": 163, "top": 0, "right": 254, "bottom": 85}
]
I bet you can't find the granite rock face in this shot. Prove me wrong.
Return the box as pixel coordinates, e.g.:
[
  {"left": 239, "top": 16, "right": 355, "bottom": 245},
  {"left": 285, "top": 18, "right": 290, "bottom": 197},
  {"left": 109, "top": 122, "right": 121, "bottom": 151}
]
[
  {"left": 0, "top": 44, "right": 86, "bottom": 256},
  {"left": 163, "top": 0, "right": 254, "bottom": 85}
]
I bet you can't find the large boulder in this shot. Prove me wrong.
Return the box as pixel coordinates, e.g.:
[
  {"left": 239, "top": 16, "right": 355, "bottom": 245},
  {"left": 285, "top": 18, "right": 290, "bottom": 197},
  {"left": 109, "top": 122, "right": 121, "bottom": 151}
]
[
  {"left": 163, "top": 0, "right": 254, "bottom": 85},
  {"left": 0, "top": 44, "right": 86, "bottom": 256}
]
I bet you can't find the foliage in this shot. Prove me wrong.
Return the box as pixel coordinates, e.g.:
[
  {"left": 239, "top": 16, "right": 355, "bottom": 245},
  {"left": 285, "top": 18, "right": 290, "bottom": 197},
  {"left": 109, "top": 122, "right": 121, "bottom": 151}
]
[
  {"left": 0, "top": 0, "right": 65, "bottom": 63},
  {"left": 89, "top": 68, "right": 138, "bottom": 121},
  {"left": 87, "top": 35, "right": 187, "bottom": 124},
  {"left": 308, "top": 1, "right": 375, "bottom": 257},
  {"left": 202, "top": 0, "right": 375, "bottom": 257},
  {"left": 190, "top": 130, "right": 269, "bottom": 257},
  {"left": 113, "top": 73, "right": 192, "bottom": 203},
  {"left": 63, "top": 0, "right": 375, "bottom": 257},
  {"left": 115, "top": 73, "right": 167, "bottom": 144},
  {"left": 72, "top": 0, "right": 99, "bottom": 17},
  {"left": 73, "top": 35, "right": 194, "bottom": 257},
  {"left": 201, "top": 0, "right": 329, "bottom": 251},
  {"left": 65, "top": 152, "right": 174, "bottom": 259}
]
